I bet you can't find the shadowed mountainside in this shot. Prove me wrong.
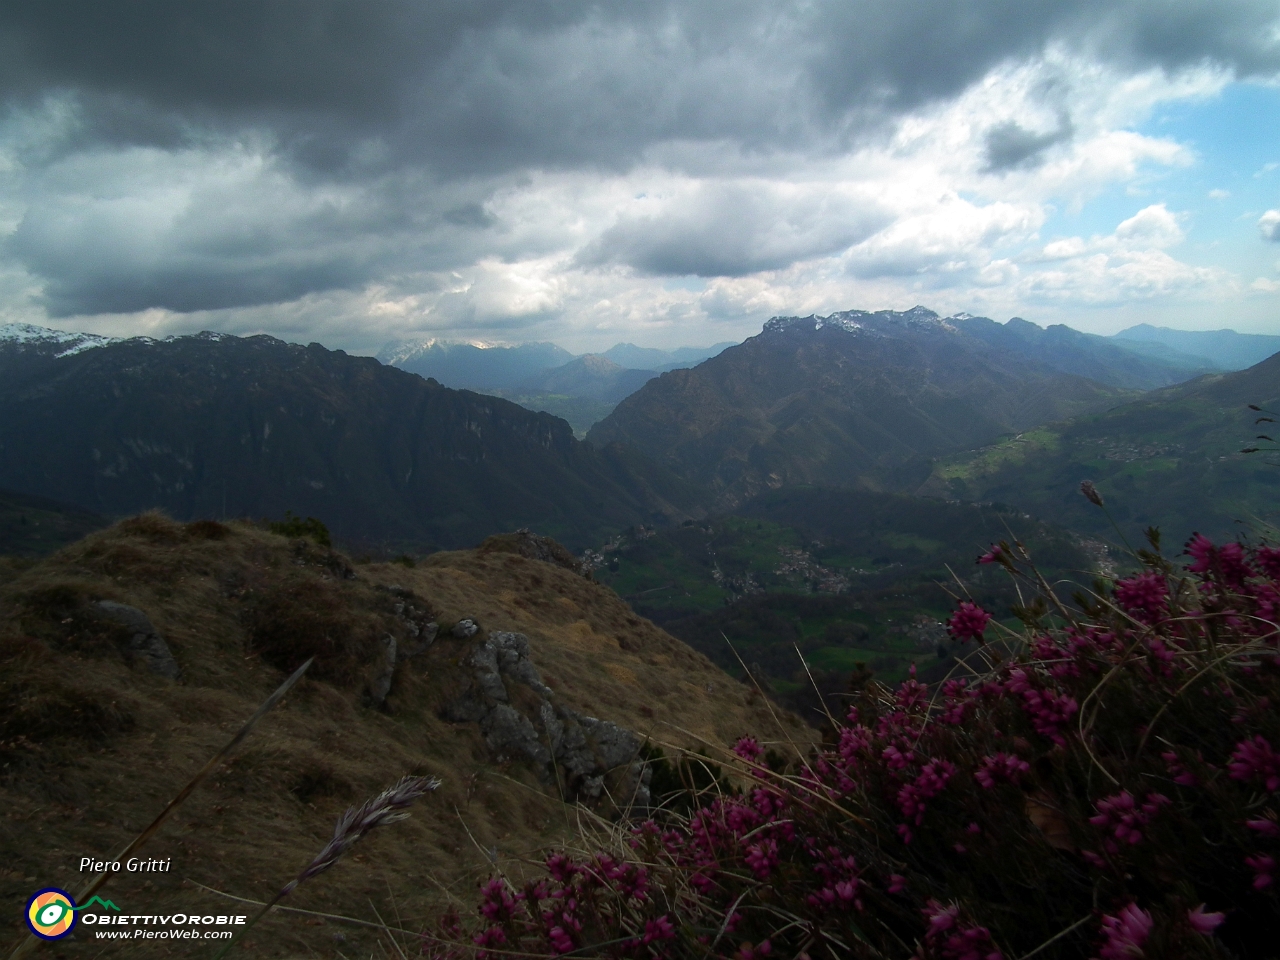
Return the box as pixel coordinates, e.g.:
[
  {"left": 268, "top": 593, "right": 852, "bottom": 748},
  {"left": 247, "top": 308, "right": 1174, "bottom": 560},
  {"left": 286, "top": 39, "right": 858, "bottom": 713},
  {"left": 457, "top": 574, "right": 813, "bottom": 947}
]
[
  {"left": 0, "top": 333, "right": 699, "bottom": 552},
  {"left": 588, "top": 308, "right": 1128, "bottom": 507},
  {"left": 0, "top": 488, "right": 108, "bottom": 556},
  {"left": 517, "top": 354, "right": 657, "bottom": 404}
]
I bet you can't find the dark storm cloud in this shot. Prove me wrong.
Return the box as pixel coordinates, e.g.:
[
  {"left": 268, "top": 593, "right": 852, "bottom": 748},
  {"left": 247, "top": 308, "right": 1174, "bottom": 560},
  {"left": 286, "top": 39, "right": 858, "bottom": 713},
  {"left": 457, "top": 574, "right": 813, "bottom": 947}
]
[
  {"left": 1, "top": 0, "right": 1278, "bottom": 316},
  {"left": 5, "top": 0, "right": 1278, "bottom": 175},
  {"left": 580, "top": 185, "right": 891, "bottom": 277},
  {"left": 984, "top": 117, "right": 1075, "bottom": 171}
]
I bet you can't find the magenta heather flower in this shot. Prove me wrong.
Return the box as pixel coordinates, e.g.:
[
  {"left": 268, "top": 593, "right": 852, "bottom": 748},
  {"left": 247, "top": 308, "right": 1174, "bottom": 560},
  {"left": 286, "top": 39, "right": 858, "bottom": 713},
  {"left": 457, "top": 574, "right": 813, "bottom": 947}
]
[
  {"left": 1096, "top": 903, "right": 1153, "bottom": 958},
  {"left": 1089, "top": 791, "right": 1170, "bottom": 848},
  {"left": 838, "top": 724, "right": 873, "bottom": 764},
  {"left": 642, "top": 915, "right": 675, "bottom": 944},
  {"left": 897, "top": 759, "right": 956, "bottom": 829},
  {"left": 978, "top": 544, "right": 1003, "bottom": 564},
  {"left": 1216, "top": 541, "right": 1253, "bottom": 586},
  {"left": 1185, "top": 534, "right": 1253, "bottom": 585},
  {"left": 1256, "top": 545, "right": 1280, "bottom": 579},
  {"left": 1113, "top": 571, "right": 1168, "bottom": 621},
  {"left": 1246, "top": 853, "right": 1275, "bottom": 889},
  {"left": 922, "top": 900, "right": 1003, "bottom": 960},
  {"left": 1004, "top": 668, "right": 1079, "bottom": 744},
  {"left": 1227, "top": 735, "right": 1280, "bottom": 791},
  {"left": 882, "top": 744, "right": 915, "bottom": 771},
  {"left": 1246, "top": 818, "right": 1279, "bottom": 837},
  {"left": 974, "top": 753, "right": 1030, "bottom": 790},
  {"left": 473, "top": 925, "right": 508, "bottom": 949},
  {"left": 478, "top": 877, "right": 518, "bottom": 921},
  {"left": 745, "top": 838, "right": 779, "bottom": 879},
  {"left": 949, "top": 602, "right": 992, "bottom": 642},
  {"left": 1186, "top": 904, "right": 1225, "bottom": 935},
  {"left": 734, "top": 736, "right": 764, "bottom": 762},
  {"left": 1161, "top": 750, "right": 1197, "bottom": 787},
  {"left": 809, "top": 848, "right": 864, "bottom": 912},
  {"left": 924, "top": 900, "right": 960, "bottom": 936},
  {"left": 1186, "top": 533, "right": 1216, "bottom": 574}
]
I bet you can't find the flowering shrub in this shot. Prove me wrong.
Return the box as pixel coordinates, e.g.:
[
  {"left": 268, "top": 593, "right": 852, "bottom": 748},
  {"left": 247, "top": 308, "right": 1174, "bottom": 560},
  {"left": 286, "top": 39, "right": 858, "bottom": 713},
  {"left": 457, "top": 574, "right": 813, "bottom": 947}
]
[{"left": 428, "top": 532, "right": 1279, "bottom": 958}]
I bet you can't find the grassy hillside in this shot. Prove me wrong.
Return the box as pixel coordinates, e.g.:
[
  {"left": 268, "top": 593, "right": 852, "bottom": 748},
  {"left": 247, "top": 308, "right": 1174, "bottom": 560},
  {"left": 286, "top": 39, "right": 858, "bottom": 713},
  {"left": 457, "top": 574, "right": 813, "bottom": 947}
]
[
  {"left": 920, "top": 354, "right": 1280, "bottom": 546},
  {"left": 591, "top": 488, "right": 1102, "bottom": 713},
  {"left": 0, "top": 515, "right": 801, "bottom": 958}
]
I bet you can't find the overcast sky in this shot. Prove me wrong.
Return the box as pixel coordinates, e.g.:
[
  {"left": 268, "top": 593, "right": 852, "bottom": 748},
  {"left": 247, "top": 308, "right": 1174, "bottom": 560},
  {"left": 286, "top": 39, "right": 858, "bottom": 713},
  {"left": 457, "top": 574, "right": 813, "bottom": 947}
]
[{"left": 1, "top": 1, "right": 1278, "bottom": 354}]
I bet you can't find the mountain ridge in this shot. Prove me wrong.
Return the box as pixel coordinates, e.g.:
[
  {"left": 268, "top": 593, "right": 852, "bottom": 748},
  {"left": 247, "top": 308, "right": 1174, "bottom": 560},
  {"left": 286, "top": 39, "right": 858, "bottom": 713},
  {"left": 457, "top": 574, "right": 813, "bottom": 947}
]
[
  {"left": 1114, "top": 323, "right": 1280, "bottom": 371},
  {"left": 0, "top": 332, "right": 699, "bottom": 551},
  {"left": 587, "top": 307, "right": 1132, "bottom": 507}
]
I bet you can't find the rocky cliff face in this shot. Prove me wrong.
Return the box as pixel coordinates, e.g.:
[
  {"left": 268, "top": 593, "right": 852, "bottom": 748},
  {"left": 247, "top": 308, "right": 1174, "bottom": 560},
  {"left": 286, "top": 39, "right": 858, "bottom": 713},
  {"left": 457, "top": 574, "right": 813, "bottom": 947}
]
[
  {"left": 0, "top": 331, "right": 698, "bottom": 550},
  {"left": 588, "top": 307, "right": 1124, "bottom": 507}
]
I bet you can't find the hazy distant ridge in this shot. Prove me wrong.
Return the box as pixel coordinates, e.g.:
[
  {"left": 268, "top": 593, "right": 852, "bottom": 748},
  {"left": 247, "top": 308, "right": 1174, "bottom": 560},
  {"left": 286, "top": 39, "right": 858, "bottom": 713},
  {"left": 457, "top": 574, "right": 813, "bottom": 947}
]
[{"left": 1113, "top": 324, "right": 1280, "bottom": 371}]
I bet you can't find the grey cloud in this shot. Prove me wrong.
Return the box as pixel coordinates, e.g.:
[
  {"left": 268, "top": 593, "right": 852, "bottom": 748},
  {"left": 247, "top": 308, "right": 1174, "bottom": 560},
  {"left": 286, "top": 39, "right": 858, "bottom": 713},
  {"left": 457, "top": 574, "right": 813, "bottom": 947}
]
[
  {"left": 5, "top": 154, "right": 508, "bottom": 316},
  {"left": 984, "top": 117, "right": 1074, "bottom": 171},
  {"left": 2, "top": 0, "right": 1278, "bottom": 316},
  {"left": 580, "top": 186, "right": 891, "bottom": 277},
  {"left": 3, "top": 1, "right": 1276, "bottom": 177},
  {"left": 442, "top": 203, "right": 498, "bottom": 229}
]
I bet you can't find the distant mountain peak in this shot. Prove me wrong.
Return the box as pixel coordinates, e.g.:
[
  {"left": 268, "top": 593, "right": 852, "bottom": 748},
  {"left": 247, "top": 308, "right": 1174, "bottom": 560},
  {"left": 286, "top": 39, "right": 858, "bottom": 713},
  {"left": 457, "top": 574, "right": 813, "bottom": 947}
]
[
  {"left": 762, "top": 306, "right": 954, "bottom": 338},
  {"left": 0, "top": 321, "right": 120, "bottom": 357},
  {"left": 376, "top": 336, "right": 541, "bottom": 366},
  {"left": 574, "top": 353, "right": 626, "bottom": 374}
]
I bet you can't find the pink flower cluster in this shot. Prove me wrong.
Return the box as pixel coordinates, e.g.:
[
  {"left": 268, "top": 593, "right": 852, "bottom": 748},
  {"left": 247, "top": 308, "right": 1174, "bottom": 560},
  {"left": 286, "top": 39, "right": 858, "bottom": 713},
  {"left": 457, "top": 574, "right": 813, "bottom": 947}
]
[
  {"left": 1228, "top": 735, "right": 1280, "bottom": 792},
  {"left": 948, "top": 601, "right": 992, "bottom": 642},
  {"left": 1113, "top": 570, "right": 1168, "bottom": 622},
  {"left": 1246, "top": 853, "right": 1275, "bottom": 890},
  {"left": 896, "top": 759, "right": 957, "bottom": 829},
  {"left": 921, "top": 900, "right": 1003, "bottom": 960},
  {"left": 434, "top": 533, "right": 1280, "bottom": 959},
  {"left": 1088, "top": 791, "right": 1170, "bottom": 849},
  {"left": 1186, "top": 533, "right": 1252, "bottom": 586},
  {"left": 1004, "top": 668, "right": 1079, "bottom": 745},
  {"left": 973, "top": 752, "right": 1030, "bottom": 789},
  {"left": 1095, "top": 903, "right": 1152, "bottom": 959},
  {"left": 808, "top": 847, "right": 864, "bottom": 912}
]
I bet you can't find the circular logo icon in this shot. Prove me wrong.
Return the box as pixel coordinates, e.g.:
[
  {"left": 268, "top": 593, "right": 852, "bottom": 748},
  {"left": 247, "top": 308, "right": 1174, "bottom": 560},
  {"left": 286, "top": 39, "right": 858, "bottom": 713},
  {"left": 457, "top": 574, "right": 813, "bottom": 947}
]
[{"left": 26, "top": 888, "right": 77, "bottom": 940}]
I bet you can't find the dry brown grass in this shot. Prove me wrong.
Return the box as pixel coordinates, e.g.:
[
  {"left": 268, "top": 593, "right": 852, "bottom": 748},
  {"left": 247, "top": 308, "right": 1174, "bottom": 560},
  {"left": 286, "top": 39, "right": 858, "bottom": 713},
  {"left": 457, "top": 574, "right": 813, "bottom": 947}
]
[{"left": 0, "top": 514, "right": 807, "bottom": 958}]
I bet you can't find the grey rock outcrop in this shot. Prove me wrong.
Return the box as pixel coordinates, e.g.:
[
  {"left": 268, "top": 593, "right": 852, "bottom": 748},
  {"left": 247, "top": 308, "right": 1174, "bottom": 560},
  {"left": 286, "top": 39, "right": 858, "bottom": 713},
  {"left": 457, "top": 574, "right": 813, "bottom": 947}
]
[
  {"left": 368, "top": 634, "right": 398, "bottom": 706},
  {"left": 443, "top": 630, "right": 651, "bottom": 809},
  {"left": 91, "top": 601, "right": 182, "bottom": 680},
  {"left": 388, "top": 588, "right": 438, "bottom": 658},
  {"left": 364, "top": 586, "right": 440, "bottom": 707},
  {"left": 451, "top": 618, "right": 479, "bottom": 639}
]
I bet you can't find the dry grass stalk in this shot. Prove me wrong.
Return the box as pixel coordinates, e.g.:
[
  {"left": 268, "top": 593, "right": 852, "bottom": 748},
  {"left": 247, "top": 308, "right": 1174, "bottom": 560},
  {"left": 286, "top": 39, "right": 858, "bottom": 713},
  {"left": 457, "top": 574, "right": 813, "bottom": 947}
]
[{"left": 213, "top": 774, "right": 441, "bottom": 959}]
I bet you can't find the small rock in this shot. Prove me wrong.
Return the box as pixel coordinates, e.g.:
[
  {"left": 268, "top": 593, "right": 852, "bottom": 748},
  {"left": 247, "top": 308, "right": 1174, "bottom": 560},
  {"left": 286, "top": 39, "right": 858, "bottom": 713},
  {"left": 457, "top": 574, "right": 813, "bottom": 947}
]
[
  {"left": 452, "top": 618, "right": 479, "bottom": 639},
  {"left": 91, "top": 601, "right": 182, "bottom": 680}
]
